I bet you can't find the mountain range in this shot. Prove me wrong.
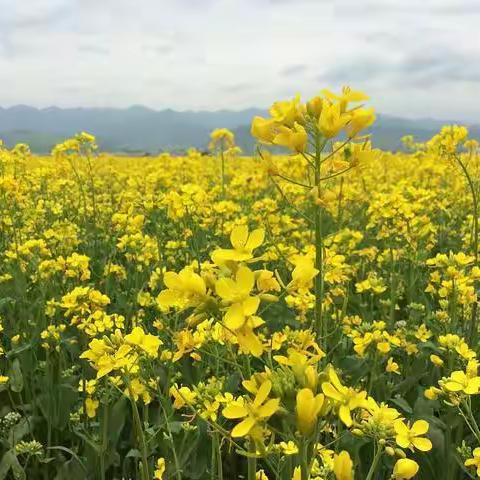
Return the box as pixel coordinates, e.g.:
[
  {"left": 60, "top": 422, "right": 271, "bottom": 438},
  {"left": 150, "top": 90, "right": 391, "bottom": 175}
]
[{"left": 0, "top": 105, "right": 478, "bottom": 154}]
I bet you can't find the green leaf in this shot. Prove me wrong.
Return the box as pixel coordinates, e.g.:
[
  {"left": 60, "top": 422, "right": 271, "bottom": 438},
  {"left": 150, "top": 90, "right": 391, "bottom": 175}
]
[
  {"left": 54, "top": 457, "right": 87, "bottom": 480},
  {"left": 391, "top": 396, "right": 413, "bottom": 414},
  {"left": 8, "top": 416, "right": 34, "bottom": 447},
  {"left": 38, "top": 384, "right": 78, "bottom": 429},
  {"left": 0, "top": 450, "right": 25, "bottom": 480},
  {"left": 0, "top": 297, "right": 14, "bottom": 308},
  {"left": 8, "top": 358, "right": 23, "bottom": 393},
  {"left": 49, "top": 446, "right": 88, "bottom": 474},
  {"left": 168, "top": 421, "right": 183, "bottom": 434},
  {"left": 107, "top": 396, "right": 128, "bottom": 448},
  {"left": 125, "top": 449, "right": 141, "bottom": 458}
]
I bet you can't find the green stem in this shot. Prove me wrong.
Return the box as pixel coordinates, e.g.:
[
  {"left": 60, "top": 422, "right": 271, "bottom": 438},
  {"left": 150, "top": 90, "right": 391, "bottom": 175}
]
[
  {"left": 127, "top": 383, "right": 149, "bottom": 480},
  {"left": 314, "top": 133, "right": 325, "bottom": 350},
  {"left": 455, "top": 154, "right": 479, "bottom": 343},
  {"left": 214, "top": 432, "right": 223, "bottom": 480},
  {"left": 299, "top": 439, "right": 310, "bottom": 480},
  {"left": 365, "top": 444, "right": 383, "bottom": 480},
  {"left": 100, "top": 403, "right": 108, "bottom": 480},
  {"left": 221, "top": 148, "right": 226, "bottom": 198},
  {"left": 247, "top": 440, "right": 257, "bottom": 480},
  {"left": 160, "top": 403, "right": 182, "bottom": 480},
  {"left": 463, "top": 399, "right": 480, "bottom": 442}
]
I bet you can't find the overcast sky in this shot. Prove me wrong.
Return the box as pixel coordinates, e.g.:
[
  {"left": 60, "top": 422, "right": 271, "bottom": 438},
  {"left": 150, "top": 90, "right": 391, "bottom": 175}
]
[{"left": 0, "top": 0, "right": 479, "bottom": 121}]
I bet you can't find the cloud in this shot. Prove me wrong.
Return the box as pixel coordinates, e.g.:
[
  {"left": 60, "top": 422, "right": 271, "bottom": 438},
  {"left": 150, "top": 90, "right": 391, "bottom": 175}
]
[
  {"left": 143, "top": 44, "right": 175, "bottom": 55},
  {"left": 334, "top": 0, "right": 480, "bottom": 15},
  {"left": 281, "top": 64, "right": 309, "bottom": 76},
  {"left": 0, "top": 0, "right": 478, "bottom": 121},
  {"left": 320, "top": 49, "right": 480, "bottom": 88},
  {"left": 0, "top": 0, "right": 73, "bottom": 30},
  {"left": 220, "top": 83, "right": 254, "bottom": 93},
  {"left": 78, "top": 45, "right": 110, "bottom": 56}
]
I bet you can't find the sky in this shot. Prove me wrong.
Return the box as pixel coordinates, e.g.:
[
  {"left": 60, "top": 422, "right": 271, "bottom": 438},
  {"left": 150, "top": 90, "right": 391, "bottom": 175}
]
[{"left": 0, "top": 0, "right": 479, "bottom": 121}]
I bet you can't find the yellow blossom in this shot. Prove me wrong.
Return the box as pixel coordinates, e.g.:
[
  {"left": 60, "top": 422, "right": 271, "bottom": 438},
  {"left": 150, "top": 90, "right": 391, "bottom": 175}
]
[
  {"left": 392, "top": 458, "right": 419, "bottom": 479},
  {"left": 222, "top": 380, "right": 280, "bottom": 438},
  {"left": 394, "top": 419, "right": 432, "bottom": 452}
]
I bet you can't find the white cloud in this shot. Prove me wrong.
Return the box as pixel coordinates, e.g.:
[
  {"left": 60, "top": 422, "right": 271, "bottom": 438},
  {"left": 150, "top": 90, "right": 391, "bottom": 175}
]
[{"left": 0, "top": 0, "right": 478, "bottom": 120}]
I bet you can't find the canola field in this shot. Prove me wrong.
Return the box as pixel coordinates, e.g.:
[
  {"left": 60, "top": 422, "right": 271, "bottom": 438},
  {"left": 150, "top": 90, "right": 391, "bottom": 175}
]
[{"left": 1, "top": 89, "right": 480, "bottom": 479}]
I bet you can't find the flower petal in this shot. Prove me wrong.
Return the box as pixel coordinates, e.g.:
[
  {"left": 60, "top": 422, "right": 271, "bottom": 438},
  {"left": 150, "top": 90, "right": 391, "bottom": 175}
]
[
  {"left": 253, "top": 380, "right": 272, "bottom": 408},
  {"left": 223, "top": 404, "right": 248, "bottom": 419},
  {"left": 257, "top": 398, "right": 280, "bottom": 418},
  {"left": 231, "top": 417, "right": 255, "bottom": 437},
  {"left": 412, "top": 437, "right": 432, "bottom": 452},
  {"left": 245, "top": 228, "right": 265, "bottom": 251},
  {"left": 412, "top": 420, "right": 429, "bottom": 436},
  {"left": 230, "top": 225, "right": 249, "bottom": 250}
]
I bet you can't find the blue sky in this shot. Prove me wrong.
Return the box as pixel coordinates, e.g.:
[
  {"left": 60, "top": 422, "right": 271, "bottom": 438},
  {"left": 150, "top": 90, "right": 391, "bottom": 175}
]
[{"left": 0, "top": 0, "right": 479, "bottom": 121}]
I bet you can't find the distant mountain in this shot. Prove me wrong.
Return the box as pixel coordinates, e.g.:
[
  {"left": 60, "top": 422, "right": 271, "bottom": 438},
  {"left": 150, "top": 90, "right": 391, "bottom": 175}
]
[{"left": 0, "top": 105, "right": 478, "bottom": 154}]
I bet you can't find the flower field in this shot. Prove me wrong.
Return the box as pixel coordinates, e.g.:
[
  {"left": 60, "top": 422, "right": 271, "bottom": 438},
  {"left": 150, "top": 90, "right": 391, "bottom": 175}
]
[{"left": 1, "top": 89, "right": 480, "bottom": 479}]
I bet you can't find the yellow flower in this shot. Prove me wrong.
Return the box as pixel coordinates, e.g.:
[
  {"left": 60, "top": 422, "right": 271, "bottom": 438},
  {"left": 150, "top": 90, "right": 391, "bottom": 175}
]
[
  {"left": 124, "top": 326, "right": 161, "bottom": 358},
  {"left": 289, "top": 254, "right": 319, "bottom": 291},
  {"left": 200, "top": 399, "right": 220, "bottom": 422},
  {"left": 291, "top": 467, "right": 301, "bottom": 480},
  {"left": 127, "top": 377, "right": 152, "bottom": 404},
  {"left": 256, "top": 270, "right": 281, "bottom": 293},
  {"left": 170, "top": 385, "right": 197, "bottom": 409},
  {"left": 234, "top": 318, "right": 265, "bottom": 357},
  {"left": 222, "top": 380, "right": 280, "bottom": 438},
  {"left": 333, "top": 450, "right": 353, "bottom": 480},
  {"left": 321, "top": 86, "right": 369, "bottom": 112},
  {"left": 274, "top": 348, "right": 324, "bottom": 390},
  {"left": 209, "top": 128, "right": 235, "bottom": 150},
  {"left": 355, "top": 274, "right": 387, "bottom": 294},
  {"left": 430, "top": 354, "right": 444, "bottom": 366},
  {"left": 251, "top": 116, "right": 277, "bottom": 143},
  {"left": 386, "top": 357, "right": 400, "bottom": 375},
  {"left": 321, "top": 366, "right": 368, "bottom": 427},
  {"left": 392, "top": 458, "right": 419, "bottom": 479},
  {"left": 424, "top": 386, "right": 442, "bottom": 400},
  {"left": 215, "top": 267, "right": 266, "bottom": 356},
  {"left": 307, "top": 95, "right": 323, "bottom": 117},
  {"left": 223, "top": 295, "right": 260, "bottom": 331},
  {"left": 216, "top": 266, "right": 260, "bottom": 330},
  {"left": 363, "top": 398, "right": 402, "bottom": 431},
  {"left": 296, "top": 388, "right": 326, "bottom": 435},
  {"left": 318, "top": 101, "right": 350, "bottom": 139},
  {"left": 377, "top": 341, "right": 391, "bottom": 354},
  {"left": 443, "top": 370, "right": 480, "bottom": 395},
  {"left": 279, "top": 441, "right": 298, "bottom": 455},
  {"left": 85, "top": 397, "right": 99, "bottom": 418},
  {"left": 256, "top": 470, "right": 269, "bottom": 480},
  {"left": 465, "top": 447, "right": 480, "bottom": 476},
  {"left": 394, "top": 419, "right": 432, "bottom": 452},
  {"left": 345, "top": 107, "right": 376, "bottom": 138},
  {"left": 415, "top": 325, "right": 432, "bottom": 342},
  {"left": 81, "top": 341, "right": 133, "bottom": 379},
  {"left": 157, "top": 267, "right": 208, "bottom": 310},
  {"left": 212, "top": 225, "right": 265, "bottom": 265},
  {"left": 269, "top": 94, "right": 304, "bottom": 126},
  {"left": 154, "top": 457, "right": 166, "bottom": 479},
  {"left": 273, "top": 122, "right": 308, "bottom": 153}
]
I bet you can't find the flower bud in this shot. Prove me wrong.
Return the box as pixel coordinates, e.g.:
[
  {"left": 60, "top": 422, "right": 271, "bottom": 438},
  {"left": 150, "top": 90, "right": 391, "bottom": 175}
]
[{"left": 395, "top": 448, "right": 406, "bottom": 458}]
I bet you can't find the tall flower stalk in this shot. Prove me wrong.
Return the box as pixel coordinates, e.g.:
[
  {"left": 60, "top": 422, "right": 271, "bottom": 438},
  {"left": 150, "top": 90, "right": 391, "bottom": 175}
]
[
  {"left": 428, "top": 127, "right": 480, "bottom": 343},
  {"left": 251, "top": 87, "right": 376, "bottom": 351},
  {"left": 209, "top": 128, "right": 237, "bottom": 198}
]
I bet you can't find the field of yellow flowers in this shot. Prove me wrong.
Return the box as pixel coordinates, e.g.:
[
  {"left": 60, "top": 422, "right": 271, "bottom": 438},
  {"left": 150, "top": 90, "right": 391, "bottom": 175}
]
[{"left": 1, "top": 88, "right": 480, "bottom": 480}]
